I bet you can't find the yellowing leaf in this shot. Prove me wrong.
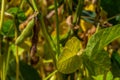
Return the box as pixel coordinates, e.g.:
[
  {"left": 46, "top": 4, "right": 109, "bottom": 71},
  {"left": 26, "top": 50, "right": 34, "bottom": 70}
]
[
  {"left": 51, "top": 20, "right": 70, "bottom": 41},
  {"left": 25, "top": 7, "right": 33, "bottom": 17},
  {"left": 80, "top": 19, "right": 93, "bottom": 32},
  {"left": 9, "top": 0, "right": 21, "bottom": 6},
  {"left": 57, "top": 37, "right": 82, "bottom": 74},
  {"left": 84, "top": 3, "right": 96, "bottom": 11}
]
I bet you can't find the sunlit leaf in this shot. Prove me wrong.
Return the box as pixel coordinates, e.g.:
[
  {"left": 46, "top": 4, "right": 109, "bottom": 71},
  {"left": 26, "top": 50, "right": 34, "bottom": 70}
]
[
  {"left": 57, "top": 37, "right": 82, "bottom": 74},
  {"left": 51, "top": 20, "right": 71, "bottom": 45},
  {"left": 84, "top": 2, "right": 96, "bottom": 11},
  {"left": 80, "top": 19, "right": 93, "bottom": 32},
  {"left": 106, "top": 71, "right": 113, "bottom": 80},
  {"left": 83, "top": 24, "right": 120, "bottom": 76},
  {"left": 92, "top": 75, "right": 104, "bottom": 80},
  {"left": 114, "top": 77, "right": 120, "bottom": 80},
  {"left": 92, "top": 50, "right": 111, "bottom": 75},
  {"left": 85, "top": 24, "right": 120, "bottom": 57}
]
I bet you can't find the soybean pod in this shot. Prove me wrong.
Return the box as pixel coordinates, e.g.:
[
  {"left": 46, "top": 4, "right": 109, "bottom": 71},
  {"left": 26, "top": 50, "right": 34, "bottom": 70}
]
[{"left": 15, "top": 19, "right": 34, "bottom": 45}]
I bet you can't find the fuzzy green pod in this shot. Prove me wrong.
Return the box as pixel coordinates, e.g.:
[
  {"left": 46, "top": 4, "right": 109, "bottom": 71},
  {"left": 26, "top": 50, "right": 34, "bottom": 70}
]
[{"left": 15, "top": 19, "right": 34, "bottom": 45}]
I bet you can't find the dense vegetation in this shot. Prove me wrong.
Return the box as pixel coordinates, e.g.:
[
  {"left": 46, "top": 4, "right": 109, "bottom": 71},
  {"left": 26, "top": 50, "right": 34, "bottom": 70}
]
[{"left": 0, "top": 0, "right": 120, "bottom": 80}]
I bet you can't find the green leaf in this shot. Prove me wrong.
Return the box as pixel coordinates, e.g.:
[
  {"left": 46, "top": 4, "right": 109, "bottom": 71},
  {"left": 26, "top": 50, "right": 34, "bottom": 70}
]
[
  {"left": 92, "top": 50, "right": 111, "bottom": 75},
  {"left": 1, "top": 19, "right": 15, "bottom": 37},
  {"left": 7, "top": 7, "right": 19, "bottom": 14},
  {"left": 51, "top": 21, "right": 71, "bottom": 45},
  {"left": 7, "top": 7, "right": 26, "bottom": 21},
  {"left": 7, "top": 60, "right": 42, "bottom": 80},
  {"left": 114, "top": 77, "right": 120, "bottom": 80},
  {"left": 83, "top": 50, "right": 111, "bottom": 77},
  {"left": 19, "top": 61, "right": 41, "bottom": 80},
  {"left": 92, "top": 71, "right": 113, "bottom": 80},
  {"left": 116, "top": 15, "right": 120, "bottom": 22},
  {"left": 57, "top": 37, "right": 82, "bottom": 74},
  {"left": 44, "top": 42, "right": 53, "bottom": 60},
  {"left": 112, "top": 51, "right": 120, "bottom": 65},
  {"left": 111, "top": 52, "right": 120, "bottom": 77},
  {"left": 85, "top": 24, "right": 120, "bottom": 57},
  {"left": 82, "top": 24, "right": 120, "bottom": 76},
  {"left": 92, "top": 75, "right": 104, "bottom": 80},
  {"left": 17, "top": 10, "right": 26, "bottom": 21},
  {"left": 106, "top": 71, "right": 113, "bottom": 80}
]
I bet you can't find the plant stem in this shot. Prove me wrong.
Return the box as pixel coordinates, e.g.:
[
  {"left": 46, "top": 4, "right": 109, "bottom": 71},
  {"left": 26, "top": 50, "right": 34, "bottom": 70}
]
[
  {"left": 30, "top": 0, "right": 57, "bottom": 66},
  {"left": 0, "top": 0, "right": 5, "bottom": 31},
  {"left": 106, "top": 14, "right": 120, "bottom": 22},
  {"left": 15, "top": 46, "right": 19, "bottom": 80},
  {"left": 44, "top": 70, "right": 58, "bottom": 80},
  {"left": 73, "top": 0, "right": 84, "bottom": 24},
  {"left": 2, "top": 60, "right": 6, "bottom": 80},
  {"left": 39, "top": 14, "right": 57, "bottom": 65},
  {"left": 31, "top": 0, "right": 55, "bottom": 50},
  {"left": 1, "top": 39, "right": 9, "bottom": 80},
  {"left": 95, "top": 0, "right": 101, "bottom": 25},
  {"left": 31, "top": 0, "right": 38, "bottom": 11},
  {"left": 0, "top": 0, "right": 5, "bottom": 56},
  {"left": 15, "top": 19, "right": 19, "bottom": 80},
  {"left": 4, "top": 40, "right": 10, "bottom": 80},
  {"left": 54, "top": 0, "right": 60, "bottom": 55},
  {"left": 0, "top": 0, "right": 5, "bottom": 79},
  {"left": 20, "top": 0, "right": 25, "bottom": 9}
]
